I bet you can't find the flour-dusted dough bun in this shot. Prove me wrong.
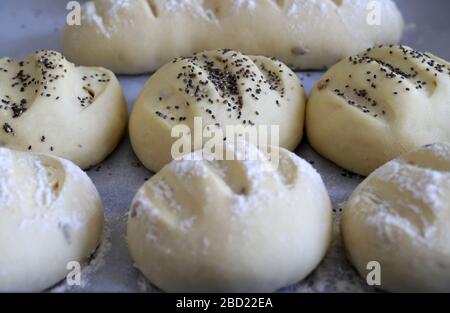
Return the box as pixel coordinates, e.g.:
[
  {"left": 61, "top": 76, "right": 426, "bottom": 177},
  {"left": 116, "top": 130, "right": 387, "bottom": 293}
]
[
  {"left": 130, "top": 49, "right": 305, "bottom": 172},
  {"left": 62, "top": 0, "right": 403, "bottom": 74},
  {"left": 306, "top": 45, "right": 450, "bottom": 176},
  {"left": 0, "top": 148, "right": 104, "bottom": 292},
  {"left": 342, "top": 143, "right": 450, "bottom": 292},
  {"left": 0, "top": 50, "right": 128, "bottom": 169},
  {"left": 127, "top": 142, "right": 332, "bottom": 292}
]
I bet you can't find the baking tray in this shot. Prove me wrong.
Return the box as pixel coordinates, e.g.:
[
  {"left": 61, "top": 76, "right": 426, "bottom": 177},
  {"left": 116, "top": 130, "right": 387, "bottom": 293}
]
[{"left": 0, "top": 0, "right": 449, "bottom": 292}]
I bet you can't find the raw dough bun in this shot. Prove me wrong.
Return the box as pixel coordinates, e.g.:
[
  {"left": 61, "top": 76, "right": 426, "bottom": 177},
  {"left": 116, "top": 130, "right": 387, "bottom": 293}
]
[
  {"left": 130, "top": 49, "right": 306, "bottom": 172},
  {"left": 0, "top": 50, "right": 128, "bottom": 169},
  {"left": 342, "top": 143, "right": 450, "bottom": 292},
  {"left": 0, "top": 148, "right": 104, "bottom": 292},
  {"left": 127, "top": 142, "right": 332, "bottom": 292},
  {"left": 62, "top": 0, "right": 403, "bottom": 74},
  {"left": 306, "top": 45, "right": 450, "bottom": 176}
]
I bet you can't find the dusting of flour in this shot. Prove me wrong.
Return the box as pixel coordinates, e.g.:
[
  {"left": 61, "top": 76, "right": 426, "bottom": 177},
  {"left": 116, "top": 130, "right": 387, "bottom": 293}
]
[
  {"left": 0, "top": 148, "right": 13, "bottom": 206},
  {"left": 50, "top": 222, "right": 112, "bottom": 292}
]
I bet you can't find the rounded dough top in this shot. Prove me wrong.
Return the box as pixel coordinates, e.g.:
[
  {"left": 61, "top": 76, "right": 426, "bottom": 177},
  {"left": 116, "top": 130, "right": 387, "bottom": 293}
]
[
  {"left": 0, "top": 147, "right": 104, "bottom": 292},
  {"left": 342, "top": 143, "right": 450, "bottom": 292},
  {"left": 0, "top": 50, "right": 128, "bottom": 169},
  {"left": 306, "top": 45, "right": 450, "bottom": 176},
  {"left": 127, "top": 142, "right": 332, "bottom": 292},
  {"left": 129, "top": 49, "right": 305, "bottom": 172},
  {"left": 62, "top": 0, "right": 403, "bottom": 74}
]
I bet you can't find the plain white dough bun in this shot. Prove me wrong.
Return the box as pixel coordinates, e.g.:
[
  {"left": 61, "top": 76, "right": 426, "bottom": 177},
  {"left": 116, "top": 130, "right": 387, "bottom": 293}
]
[
  {"left": 62, "top": 0, "right": 403, "bottom": 74},
  {"left": 0, "top": 148, "right": 104, "bottom": 292},
  {"left": 127, "top": 142, "right": 332, "bottom": 292},
  {"left": 0, "top": 50, "right": 128, "bottom": 169},
  {"left": 342, "top": 143, "right": 450, "bottom": 292},
  {"left": 130, "top": 49, "right": 306, "bottom": 172},
  {"left": 306, "top": 45, "right": 450, "bottom": 176}
]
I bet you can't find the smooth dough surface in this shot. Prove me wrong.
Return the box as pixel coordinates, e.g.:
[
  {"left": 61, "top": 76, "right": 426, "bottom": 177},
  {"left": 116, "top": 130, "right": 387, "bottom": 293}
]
[
  {"left": 127, "top": 142, "right": 332, "bottom": 292},
  {"left": 130, "top": 49, "right": 306, "bottom": 172},
  {"left": 62, "top": 0, "right": 403, "bottom": 74},
  {"left": 0, "top": 148, "right": 104, "bottom": 292},
  {"left": 0, "top": 50, "right": 128, "bottom": 169},
  {"left": 306, "top": 45, "right": 450, "bottom": 176},
  {"left": 342, "top": 143, "right": 450, "bottom": 292}
]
